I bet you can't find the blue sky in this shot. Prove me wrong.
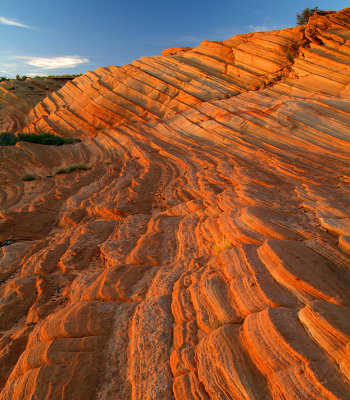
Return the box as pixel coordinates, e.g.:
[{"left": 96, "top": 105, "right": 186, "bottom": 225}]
[{"left": 1, "top": 0, "right": 349, "bottom": 77}]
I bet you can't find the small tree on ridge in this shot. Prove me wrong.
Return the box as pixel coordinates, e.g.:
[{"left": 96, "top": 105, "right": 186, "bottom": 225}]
[{"left": 296, "top": 7, "right": 320, "bottom": 25}]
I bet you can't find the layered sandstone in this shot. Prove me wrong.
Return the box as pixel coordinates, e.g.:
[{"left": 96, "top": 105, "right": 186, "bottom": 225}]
[
  {"left": 1, "top": 8, "right": 350, "bottom": 400},
  {"left": 0, "top": 78, "right": 71, "bottom": 132}
]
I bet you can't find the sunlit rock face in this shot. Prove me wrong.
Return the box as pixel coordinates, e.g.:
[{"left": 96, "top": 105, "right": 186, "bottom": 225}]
[
  {"left": 1, "top": 8, "right": 350, "bottom": 400},
  {"left": 0, "top": 78, "right": 70, "bottom": 132}
]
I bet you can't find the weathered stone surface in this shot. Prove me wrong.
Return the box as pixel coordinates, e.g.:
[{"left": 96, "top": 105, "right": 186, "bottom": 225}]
[
  {"left": 0, "top": 77, "right": 70, "bottom": 132},
  {"left": 1, "top": 8, "right": 350, "bottom": 399}
]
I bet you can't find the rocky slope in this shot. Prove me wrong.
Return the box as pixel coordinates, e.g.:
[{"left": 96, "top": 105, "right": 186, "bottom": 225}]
[
  {"left": 1, "top": 8, "right": 350, "bottom": 400},
  {"left": 0, "top": 77, "right": 73, "bottom": 132}
]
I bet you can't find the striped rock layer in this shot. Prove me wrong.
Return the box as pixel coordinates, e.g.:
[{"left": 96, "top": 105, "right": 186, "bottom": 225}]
[
  {"left": 0, "top": 78, "right": 70, "bottom": 132},
  {"left": 1, "top": 8, "right": 350, "bottom": 400}
]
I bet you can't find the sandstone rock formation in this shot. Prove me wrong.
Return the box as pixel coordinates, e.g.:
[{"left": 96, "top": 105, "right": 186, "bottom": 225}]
[
  {"left": 1, "top": 8, "right": 350, "bottom": 400},
  {"left": 0, "top": 77, "right": 72, "bottom": 133}
]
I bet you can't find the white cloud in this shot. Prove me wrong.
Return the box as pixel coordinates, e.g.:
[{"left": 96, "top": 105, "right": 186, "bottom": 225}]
[
  {"left": 246, "top": 25, "right": 269, "bottom": 31},
  {"left": 24, "top": 55, "right": 89, "bottom": 69},
  {"left": 245, "top": 24, "right": 287, "bottom": 32},
  {"left": 0, "top": 16, "right": 32, "bottom": 29},
  {"left": 27, "top": 72, "right": 45, "bottom": 77}
]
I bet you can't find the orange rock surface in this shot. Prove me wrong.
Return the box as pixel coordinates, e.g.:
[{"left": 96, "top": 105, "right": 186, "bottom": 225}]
[
  {"left": 0, "top": 78, "right": 70, "bottom": 132},
  {"left": 1, "top": 8, "right": 350, "bottom": 400}
]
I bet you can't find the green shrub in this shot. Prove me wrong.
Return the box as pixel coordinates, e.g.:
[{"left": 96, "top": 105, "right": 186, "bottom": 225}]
[
  {"left": 33, "top": 74, "right": 82, "bottom": 80},
  {"left": 103, "top": 160, "right": 112, "bottom": 165},
  {"left": 296, "top": 7, "right": 323, "bottom": 25},
  {"left": 55, "top": 163, "right": 90, "bottom": 174},
  {"left": 16, "top": 132, "right": 73, "bottom": 145},
  {"left": 16, "top": 74, "right": 27, "bottom": 81},
  {"left": 0, "top": 132, "right": 75, "bottom": 146},
  {"left": 0, "top": 132, "right": 17, "bottom": 146},
  {"left": 0, "top": 236, "right": 15, "bottom": 247},
  {"left": 21, "top": 173, "right": 35, "bottom": 181}
]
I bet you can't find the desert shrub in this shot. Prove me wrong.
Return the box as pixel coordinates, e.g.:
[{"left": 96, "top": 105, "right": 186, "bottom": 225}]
[
  {"left": 21, "top": 173, "right": 35, "bottom": 181},
  {"left": 0, "top": 237, "right": 15, "bottom": 247},
  {"left": 0, "top": 132, "right": 17, "bottom": 146},
  {"left": 16, "top": 74, "right": 27, "bottom": 81},
  {"left": 33, "top": 74, "right": 82, "bottom": 80},
  {"left": 211, "top": 319, "right": 224, "bottom": 330},
  {"left": 0, "top": 132, "right": 75, "bottom": 146},
  {"left": 17, "top": 132, "right": 73, "bottom": 145},
  {"left": 296, "top": 7, "right": 322, "bottom": 25},
  {"left": 213, "top": 240, "right": 232, "bottom": 255},
  {"left": 55, "top": 163, "right": 90, "bottom": 174},
  {"left": 103, "top": 160, "right": 112, "bottom": 165}
]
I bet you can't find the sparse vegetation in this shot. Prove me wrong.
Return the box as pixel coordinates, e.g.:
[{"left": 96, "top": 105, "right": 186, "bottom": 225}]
[
  {"left": 55, "top": 163, "right": 90, "bottom": 174},
  {"left": 0, "top": 132, "right": 77, "bottom": 146},
  {"left": 103, "top": 160, "right": 112, "bottom": 165},
  {"left": 211, "top": 319, "right": 224, "bottom": 330},
  {"left": 296, "top": 7, "right": 323, "bottom": 25},
  {"left": 1, "top": 74, "right": 81, "bottom": 83},
  {"left": 16, "top": 74, "right": 27, "bottom": 81},
  {"left": 0, "top": 236, "right": 15, "bottom": 248},
  {"left": 213, "top": 239, "right": 232, "bottom": 255},
  {"left": 32, "top": 74, "right": 82, "bottom": 80},
  {"left": 21, "top": 173, "right": 36, "bottom": 181},
  {"left": 0, "top": 132, "right": 17, "bottom": 146}
]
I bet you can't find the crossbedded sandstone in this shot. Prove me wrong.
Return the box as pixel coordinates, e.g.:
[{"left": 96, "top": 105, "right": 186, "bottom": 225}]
[
  {"left": 0, "top": 78, "right": 70, "bottom": 132},
  {"left": 0, "top": 8, "right": 350, "bottom": 400}
]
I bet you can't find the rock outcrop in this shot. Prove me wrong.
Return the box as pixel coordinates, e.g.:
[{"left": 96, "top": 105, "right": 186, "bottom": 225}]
[
  {"left": 0, "top": 8, "right": 350, "bottom": 400},
  {"left": 0, "top": 78, "right": 72, "bottom": 132}
]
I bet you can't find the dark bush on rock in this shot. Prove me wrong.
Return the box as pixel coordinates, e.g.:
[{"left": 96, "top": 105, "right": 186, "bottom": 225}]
[{"left": 0, "top": 132, "right": 76, "bottom": 146}]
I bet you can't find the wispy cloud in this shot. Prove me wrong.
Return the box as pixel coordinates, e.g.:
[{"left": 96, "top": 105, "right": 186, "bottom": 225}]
[
  {"left": 246, "top": 25, "right": 269, "bottom": 32},
  {"left": 23, "top": 55, "right": 89, "bottom": 69},
  {"left": 0, "top": 16, "right": 32, "bottom": 29},
  {"left": 245, "top": 24, "right": 287, "bottom": 32},
  {"left": 0, "top": 54, "right": 90, "bottom": 77},
  {"left": 26, "top": 72, "right": 45, "bottom": 77}
]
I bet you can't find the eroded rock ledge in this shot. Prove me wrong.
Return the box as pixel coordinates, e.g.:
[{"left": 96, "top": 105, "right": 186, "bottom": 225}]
[{"left": 0, "top": 8, "right": 350, "bottom": 400}]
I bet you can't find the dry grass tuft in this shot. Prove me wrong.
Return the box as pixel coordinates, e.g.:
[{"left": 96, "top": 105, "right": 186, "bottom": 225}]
[
  {"left": 21, "top": 173, "right": 35, "bottom": 181},
  {"left": 213, "top": 239, "right": 232, "bottom": 255},
  {"left": 55, "top": 163, "right": 90, "bottom": 174}
]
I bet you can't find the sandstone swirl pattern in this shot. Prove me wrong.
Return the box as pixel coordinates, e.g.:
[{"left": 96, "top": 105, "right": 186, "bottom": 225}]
[
  {"left": 1, "top": 9, "right": 350, "bottom": 400},
  {"left": 0, "top": 78, "right": 69, "bottom": 132}
]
